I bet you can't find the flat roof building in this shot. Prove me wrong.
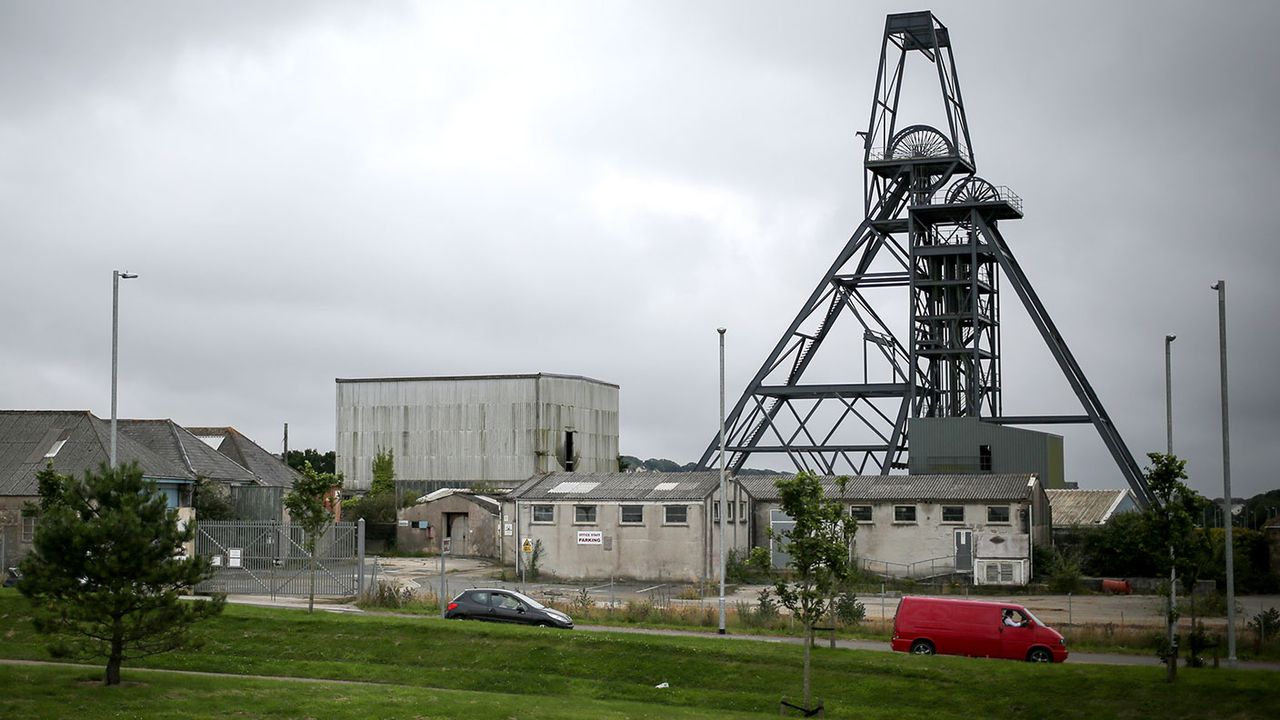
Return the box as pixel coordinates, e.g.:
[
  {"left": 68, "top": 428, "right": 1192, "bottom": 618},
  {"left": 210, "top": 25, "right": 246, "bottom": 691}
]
[{"left": 336, "top": 373, "right": 619, "bottom": 492}]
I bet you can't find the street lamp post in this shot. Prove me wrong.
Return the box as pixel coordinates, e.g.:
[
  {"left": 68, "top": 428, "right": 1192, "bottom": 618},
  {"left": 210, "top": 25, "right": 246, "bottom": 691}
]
[
  {"left": 110, "top": 270, "right": 138, "bottom": 468},
  {"left": 1211, "top": 280, "right": 1237, "bottom": 665},
  {"left": 717, "top": 327, "right": 727, "bottom": 635},
  {"left": 1163, "top": 333, "right": 1177, "bottom": 682}
]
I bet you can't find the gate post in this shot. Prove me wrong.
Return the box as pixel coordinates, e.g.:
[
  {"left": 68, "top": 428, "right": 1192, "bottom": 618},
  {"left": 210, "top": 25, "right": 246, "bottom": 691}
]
[{"left": 357, "top": 518, "right": 366, "bottom": 597}]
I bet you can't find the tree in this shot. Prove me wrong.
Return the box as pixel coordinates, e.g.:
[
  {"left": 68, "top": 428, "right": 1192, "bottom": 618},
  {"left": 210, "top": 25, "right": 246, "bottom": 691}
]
[
  {"left": 18, "top": 463, "right": 224, "bottom": 686},
  {"left": 771, "top": 471, "right": 856, "bottom": 712},
  {"left": 1141, "top": 453, "right": 1208, "bottom": 681},
  {"left": 369, "top": 447, "right": 395, "bottom": 497},
  {"left": 283, "top": 462, "right": 342, "bottom": 613},
  {"left": 286, "top": 449, "right": 336, "bottom": 476}
]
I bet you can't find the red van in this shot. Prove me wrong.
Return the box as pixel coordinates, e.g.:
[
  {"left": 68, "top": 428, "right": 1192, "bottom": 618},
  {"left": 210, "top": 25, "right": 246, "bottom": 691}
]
[{"left": 891, "top": 596, "right": 1068, "bottom": 663}]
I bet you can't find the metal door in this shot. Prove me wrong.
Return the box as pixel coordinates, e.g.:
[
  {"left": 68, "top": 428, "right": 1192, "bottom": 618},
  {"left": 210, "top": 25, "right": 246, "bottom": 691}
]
[{"left": 954, "top": 529, "right": 973, "bottom": 572}]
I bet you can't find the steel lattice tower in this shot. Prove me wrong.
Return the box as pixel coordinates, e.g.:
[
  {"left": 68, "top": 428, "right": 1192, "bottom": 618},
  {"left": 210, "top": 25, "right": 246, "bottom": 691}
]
[{"left": 696, "top": 11, "right": 1152, "bottom": 506}]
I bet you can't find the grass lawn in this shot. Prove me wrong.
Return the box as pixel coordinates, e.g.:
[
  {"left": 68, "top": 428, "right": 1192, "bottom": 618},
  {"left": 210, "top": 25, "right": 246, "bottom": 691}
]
[{"left": 1, "top": 589, "right": 1277, "bottom": 719}]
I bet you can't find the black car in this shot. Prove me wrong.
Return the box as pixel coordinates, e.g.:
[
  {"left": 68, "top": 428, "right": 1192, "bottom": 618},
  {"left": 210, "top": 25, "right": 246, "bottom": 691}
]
[{"left": 444, "top": 588, "right": 574, "bottom": 629}]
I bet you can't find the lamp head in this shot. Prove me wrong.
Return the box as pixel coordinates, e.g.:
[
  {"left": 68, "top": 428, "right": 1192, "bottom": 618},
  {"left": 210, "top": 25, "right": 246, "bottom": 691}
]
[
  {"left": 717, "top": 327, "right": 726, "bottom": 335},
  {"left": 1165, "top": 334, "right": 1176, "bottom": 343},
  {"left": 120, "top": 273, "right": 138, "bottom": 279},
  {"left": 1211, "top": 281, "right": 1222, "bottom": 291}
]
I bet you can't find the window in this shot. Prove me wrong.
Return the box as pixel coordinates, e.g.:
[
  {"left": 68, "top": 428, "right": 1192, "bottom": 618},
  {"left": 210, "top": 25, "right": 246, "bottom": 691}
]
[
  {"left": 468, "top": 591, "right": 491, "bottom": 606},
  {"left": 893, "top": 505, "right": 917, "bottom": 523},
  {"left": 850, "top": 505, "right": 873, "bottom": 522},
  {"left": 727, "top": 500, "right": 735, "bottom": 521},
  {"left": 664, "top": 505, "right": 688, "bottom": 524},
  {"left": 942, "top": 506, "right": 965, "bottom": 522},
  {"left": 43, "top": 438, "right": 67, "bottom": 458},
  {"left": 564, "top": 431, "right": 575, "bottom": 472},
  {"left": 987, "top": 505, "right": 1011, "bottom": 523},
  {"left": 574, "top": 505, "right": 596, "bottom": 524},
  {"left": 713, "top": 501, "right": 720, "bottom": 522},
  {"left": 21, "top": 512, "right": 37, "bottom": 542},
  {"left": 979, "top": 444, "right": 993, "bottom": 472},
  {"left": 985, "top": 562, "right": 1015, "bottom": 583},
  {"left": 493, "top": 593, "right": 521, "bottom": 610},
  {"left": 532, "top": 505, "right": 554, "bottom": 523},
  {"left": 620, "top": 505, "right": 644, "bottom": 524},
  {"left": 739, "top": 501, "right": 747, "bottom": 523}
]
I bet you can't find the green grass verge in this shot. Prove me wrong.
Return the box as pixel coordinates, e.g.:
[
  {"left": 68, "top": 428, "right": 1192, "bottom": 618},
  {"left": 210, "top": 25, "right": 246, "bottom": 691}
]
[{"left": 1, "top": 589, "right": 1277, "bottom": 719}]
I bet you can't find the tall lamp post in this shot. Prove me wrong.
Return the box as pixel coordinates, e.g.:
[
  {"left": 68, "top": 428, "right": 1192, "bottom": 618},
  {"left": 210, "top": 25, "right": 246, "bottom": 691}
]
[
  {"left": 110, "top": 270, "right": 138, "bottom": 468},
  {"left": 1211, "top": 280, "right": 1236, "bottom": 665},
  {"left": 717, "top": 327, "right": 727, "bottom": 635},
  {"left": 1163, "top": 333, "right": 1177, "bottom": 681}
]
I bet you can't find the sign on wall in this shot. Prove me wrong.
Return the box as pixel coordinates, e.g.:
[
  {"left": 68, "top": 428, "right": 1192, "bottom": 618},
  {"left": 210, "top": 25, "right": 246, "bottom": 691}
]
[
  {"left": 503, "top": 522, "right": 513, "bottom": 536},
  {"left": 576, "top": 531, "right": 603, "bottom": 546}
]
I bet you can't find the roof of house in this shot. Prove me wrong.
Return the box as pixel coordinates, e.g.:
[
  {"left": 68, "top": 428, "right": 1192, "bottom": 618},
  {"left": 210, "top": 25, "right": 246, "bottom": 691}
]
[
  {"left": 185, "top": 426, "right": 303, "bottom": 488},
  {"left": 0, "top": 411, "right": 193, "bottom": 496},
  {"left": 118, "top": 420, "right": 258, "bottom": 485},
  {"left": 1045, "top": 489, "right": 1137, "bottom": 526},
  {"left": 512, "top": 472, "right": 723, "bottom": 502},
  {"left": 738, "top": 473, "right": 1039, "bottom": 502},
  {"left": 414, "top": 487, "right": 502, "bottom": 514}
]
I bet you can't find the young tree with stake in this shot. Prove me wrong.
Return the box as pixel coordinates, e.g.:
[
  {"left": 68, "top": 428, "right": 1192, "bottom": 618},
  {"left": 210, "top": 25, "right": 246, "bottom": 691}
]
[
  {"left": 771, "top": 471, "right": 857, "bottom": 712},
  {"left": 283, "top": 462, "right": 342, "bottom": 613}
]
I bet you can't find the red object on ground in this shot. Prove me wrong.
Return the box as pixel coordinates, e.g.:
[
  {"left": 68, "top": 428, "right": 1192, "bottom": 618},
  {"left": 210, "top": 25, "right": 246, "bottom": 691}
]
[{"left": 1101, "top": 578, "right": 1132, "bottom": 595}]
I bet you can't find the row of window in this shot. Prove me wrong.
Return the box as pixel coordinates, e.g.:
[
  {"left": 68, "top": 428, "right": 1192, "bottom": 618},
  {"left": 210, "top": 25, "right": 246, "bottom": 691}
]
[
  {"left": 531, "top": 504, "right": 689, "bottom": 526},
  {"left": 850, "top": 504, "right": 1011, "bottom": 524}
]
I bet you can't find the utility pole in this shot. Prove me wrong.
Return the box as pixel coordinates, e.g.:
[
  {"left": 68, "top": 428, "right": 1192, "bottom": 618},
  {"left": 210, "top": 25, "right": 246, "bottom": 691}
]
[
  {"left": 717, "top": 327, "right": 727, "bottom": 636},
  {"left": 110, "top": 270, "right": 138, "bottom": 468},
  {"left": 1211, "top": 280, "right": 1237, "bottom": 665},
  {"left": 1164, "top": 333, "right": 1177, "bottom": 683}
]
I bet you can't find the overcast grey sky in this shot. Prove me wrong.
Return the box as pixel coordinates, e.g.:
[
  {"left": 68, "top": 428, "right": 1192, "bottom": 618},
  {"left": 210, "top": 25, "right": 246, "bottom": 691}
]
[{"left": 2, "top": 1, "right": 1277, "bottom": 499}]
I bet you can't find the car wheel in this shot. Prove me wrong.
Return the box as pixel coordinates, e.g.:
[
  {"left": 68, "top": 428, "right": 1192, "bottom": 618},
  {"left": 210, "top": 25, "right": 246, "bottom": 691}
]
[
  {"left": 910, "top": 640, "right": 935, "bottom": 656},
  {"left": 1027, "top": 647, "right": 1052, "bottom": 663}
]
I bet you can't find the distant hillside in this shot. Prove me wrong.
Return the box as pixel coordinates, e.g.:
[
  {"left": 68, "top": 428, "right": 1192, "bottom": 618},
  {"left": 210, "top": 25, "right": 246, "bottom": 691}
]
[{"left": 619, "top": 455, "right": 786, "bottom": 476}]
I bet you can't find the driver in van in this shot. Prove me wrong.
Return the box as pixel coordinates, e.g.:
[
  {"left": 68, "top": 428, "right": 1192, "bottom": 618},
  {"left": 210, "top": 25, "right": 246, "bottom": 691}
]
[{"left": 1002, "top": 610, "right": 1027, "bottom": 627}]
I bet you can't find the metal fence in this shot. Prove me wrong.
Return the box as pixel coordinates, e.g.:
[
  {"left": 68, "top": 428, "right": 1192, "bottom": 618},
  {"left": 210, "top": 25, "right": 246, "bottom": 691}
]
[{"left": 194, "top": 521, "right": 365, "bottom": 598}]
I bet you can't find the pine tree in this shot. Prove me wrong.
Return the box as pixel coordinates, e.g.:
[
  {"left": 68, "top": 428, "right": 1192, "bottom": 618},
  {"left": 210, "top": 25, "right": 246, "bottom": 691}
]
[{"left": 18, "top": 463, "right": 224, "bottom": 685}]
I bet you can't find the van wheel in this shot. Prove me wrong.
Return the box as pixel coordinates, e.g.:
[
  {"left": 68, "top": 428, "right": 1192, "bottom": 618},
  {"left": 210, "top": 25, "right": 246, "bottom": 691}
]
[
  {"left": 910, "top": 640, "right": 935, "bottom": 656},
  {"left": 1027, "top": 647, "right": 1052, "bottom": 663}
]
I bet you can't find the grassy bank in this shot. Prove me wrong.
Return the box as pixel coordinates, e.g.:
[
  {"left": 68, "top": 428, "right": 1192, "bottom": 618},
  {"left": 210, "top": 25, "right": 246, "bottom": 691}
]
[{"left": 2, "top": 589, "right": 1277, "bottom": 718}]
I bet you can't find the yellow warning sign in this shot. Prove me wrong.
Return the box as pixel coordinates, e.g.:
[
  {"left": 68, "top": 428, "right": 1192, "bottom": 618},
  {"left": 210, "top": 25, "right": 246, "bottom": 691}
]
[{"left": 521, "top": 539, "right": 534, "bottom": 554}]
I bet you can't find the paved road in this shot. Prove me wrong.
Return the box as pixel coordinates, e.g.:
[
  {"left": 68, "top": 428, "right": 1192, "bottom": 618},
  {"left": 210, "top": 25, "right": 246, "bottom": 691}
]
[{"left": 571, "top": 622, "right": 1280, "bottom": 671}]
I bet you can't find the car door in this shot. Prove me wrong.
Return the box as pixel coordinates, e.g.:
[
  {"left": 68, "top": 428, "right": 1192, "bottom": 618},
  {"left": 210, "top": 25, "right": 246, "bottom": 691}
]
[
  {"left": 490, "top": 592, "right": 527, "bottom": 624},
  {"left": 999, "top": 608, "right": 1035, "bottom": 660}
]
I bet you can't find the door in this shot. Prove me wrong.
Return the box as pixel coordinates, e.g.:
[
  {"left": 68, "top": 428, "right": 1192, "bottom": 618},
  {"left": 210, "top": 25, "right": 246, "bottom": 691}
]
[
  {"left": 999, "top": 607, "right": 1036, "bottom": 659},
  {"left": 954, "top": 529, "right": 973, "bottom": 573},
  {"left": 445, "top": 513, "right": 469, "bottom": 556}
]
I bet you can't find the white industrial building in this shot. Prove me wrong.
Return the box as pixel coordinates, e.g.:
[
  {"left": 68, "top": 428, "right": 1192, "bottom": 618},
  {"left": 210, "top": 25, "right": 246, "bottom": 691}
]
[
  {"left": 335, "top": 373, "right": 619, "bottom": 492},
  {"left": 742, "top": 473, "right": 1051, "bottom": 586},
  {"left": 502, "top": 471, "right": 749, "bottom": 582}
]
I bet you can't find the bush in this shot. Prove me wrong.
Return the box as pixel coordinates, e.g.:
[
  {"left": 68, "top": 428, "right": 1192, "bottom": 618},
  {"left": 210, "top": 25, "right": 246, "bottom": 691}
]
[
  {"left": 361, "top": 581, "right": 416, "bottom": 609},
  {"left": 1046, "top": 548, "right": 1086, "bottom": 594},
  {"left": 834, "top": 591, "right": 866, "bottom": 625}
]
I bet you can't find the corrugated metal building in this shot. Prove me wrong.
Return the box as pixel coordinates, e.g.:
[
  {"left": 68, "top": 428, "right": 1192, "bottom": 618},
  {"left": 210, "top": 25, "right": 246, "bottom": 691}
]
[
  {"left": 335, "top": 373, "right": 619, "bottom": 492},
  {"left": 909, "top": 417, "right": 1065, "bottom": 489}
]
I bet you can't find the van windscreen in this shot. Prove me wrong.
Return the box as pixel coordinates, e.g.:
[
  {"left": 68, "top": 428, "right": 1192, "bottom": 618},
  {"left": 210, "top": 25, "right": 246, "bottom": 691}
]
[{"left": 1023, "top": 608, "right": 1044, "bottom": 626}]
